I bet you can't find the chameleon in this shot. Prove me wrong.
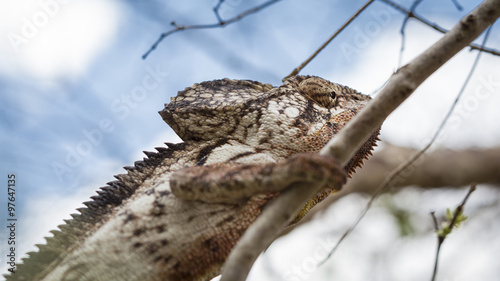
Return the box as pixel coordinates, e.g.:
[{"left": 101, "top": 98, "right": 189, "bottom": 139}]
[{"left": 5, "top": 75, "right": 379, "bottom": 281}]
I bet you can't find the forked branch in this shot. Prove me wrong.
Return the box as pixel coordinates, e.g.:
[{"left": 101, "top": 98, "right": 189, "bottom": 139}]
[
  {"left": 430, "top": 184, "right": 476, "bottom": 281},
  {"left": 220, "top": 1, "right": 500, "bottom": 280},
  {"left": 381, "top": 0, "right": 500, "bottom": 57},
  {"left": 142, "top": 0, "right": 281, "bottom": 59}
]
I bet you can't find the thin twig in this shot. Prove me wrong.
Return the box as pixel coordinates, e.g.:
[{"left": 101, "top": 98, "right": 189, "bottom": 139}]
[
  {"left": 142, "top": 0, "right": 281, "bottom": 59},
  {"left": 398, "top": 0, "right": 424, "bottom": 68},
  {"left": 430, "top": 184, "right": 477, "bottom": 281},
  {"left": 450, "top": 0, "right": 463, "bottom": 11},
  {"left": 221, "top": 2, "right": 500, "bottom": 280},
  {"left": 429, "top": 211, "right": 443, "bottom": 281},
  {"left": 448, "top": 185, "right": 476, "bottom": 229},
  {"left": 380, "top": 0, "right": 500, "bottom": 57},
  {"left": 319, "top": 21, "right": 494, "bottom": 265},
  {"left": 430, "top": 211, "right": 439, "bottom": 230},
  {"left": 435, "top": 24, "right": 493, "bottom": 135},
  {"left": 213, "top": 0, "right": 226, "bottom": 22},
  {"left": 282, "top": 0, "right": 376, "bottom": 81}
]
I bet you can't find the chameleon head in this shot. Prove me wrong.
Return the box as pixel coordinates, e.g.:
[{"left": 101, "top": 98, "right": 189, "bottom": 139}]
[
  {"left": 160, "top": 76, "right": 378, "bottom": 225},
  {"left": 251, "top": 75, "right": 373, "bottom": 159},
  {"left": 160, "top": 76, "right": 376, "bottom": 167},
  {"left": 265, "top": 76, "right": 379, "bottom": 224}
]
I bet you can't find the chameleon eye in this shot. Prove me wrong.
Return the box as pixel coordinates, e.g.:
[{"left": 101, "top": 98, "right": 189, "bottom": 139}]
[{"left": 298, "top": 77, "right": 338, "bottom": 109}]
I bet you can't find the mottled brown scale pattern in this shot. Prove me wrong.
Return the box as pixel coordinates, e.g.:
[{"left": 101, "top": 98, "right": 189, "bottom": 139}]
[{"left": 6, "top": 76, "right": 379, "bottom": 281}]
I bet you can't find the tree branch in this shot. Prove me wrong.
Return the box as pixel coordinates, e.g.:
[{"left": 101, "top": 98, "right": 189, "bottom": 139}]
[
  {"left": 397, "top": 0, "right": 424, "bottom": 67},
  {"left": 220, "top": 1, "right": 500, "bottom": 280},
  {"left": 282, "top": 0, "right": 375, "bottom": 80},
  {"left": 315, "top": 22, "right": 493, "bottom": 262},
  {"left": 430, "top": 184, "right": 476, "bottom": 281},
  {"left": 142, "top": 0, "right": 281, "bottom": 59},
  {"left": 279, "top": 144, "right": 500, "bottom": 234},
  {"left": 381, "top": 0, "right": 500, "bottom": 57},
  {"left": 349, "top": 144, "right": 500, "bottom": 191}
]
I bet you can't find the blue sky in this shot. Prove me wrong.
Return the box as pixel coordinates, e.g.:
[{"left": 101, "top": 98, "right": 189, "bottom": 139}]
[{"left": 1, "top": 0, "right": 500, "bottom": 280}]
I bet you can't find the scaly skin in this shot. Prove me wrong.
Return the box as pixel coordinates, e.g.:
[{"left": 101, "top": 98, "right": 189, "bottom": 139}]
[{"left": 6, "top": 76, "right": 378, "bottom": 281}]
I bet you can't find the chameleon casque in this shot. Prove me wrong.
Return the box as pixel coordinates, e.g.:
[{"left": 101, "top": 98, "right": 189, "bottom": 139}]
[{"left": 6, "top": 75, "right": 379, "bottom": 281}]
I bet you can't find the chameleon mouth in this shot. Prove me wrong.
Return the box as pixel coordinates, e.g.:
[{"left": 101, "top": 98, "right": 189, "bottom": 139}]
[
  {"left": 314, "top": 104, "right": 367, "bottom": 137},
  {"left": 313, "top": 112, "right": 346, "bottom": 137},
  {"left": 314, "top": 120, "right": 331, "bottom": 136}
]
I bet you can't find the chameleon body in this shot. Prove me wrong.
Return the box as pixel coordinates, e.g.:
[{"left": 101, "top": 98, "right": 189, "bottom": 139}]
[{"left": 6, "top": 76, "right": 379, "bottom": 281}]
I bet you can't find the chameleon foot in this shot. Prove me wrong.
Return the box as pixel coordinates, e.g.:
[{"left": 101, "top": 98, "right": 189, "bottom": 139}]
[{"left": 170, "top": 152, "right": 346, "bottom": 203}]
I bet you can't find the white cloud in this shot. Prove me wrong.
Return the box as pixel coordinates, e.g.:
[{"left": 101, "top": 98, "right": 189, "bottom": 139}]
[{"left": 0, "top": 0, "right": 122, "bottom": 80}]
